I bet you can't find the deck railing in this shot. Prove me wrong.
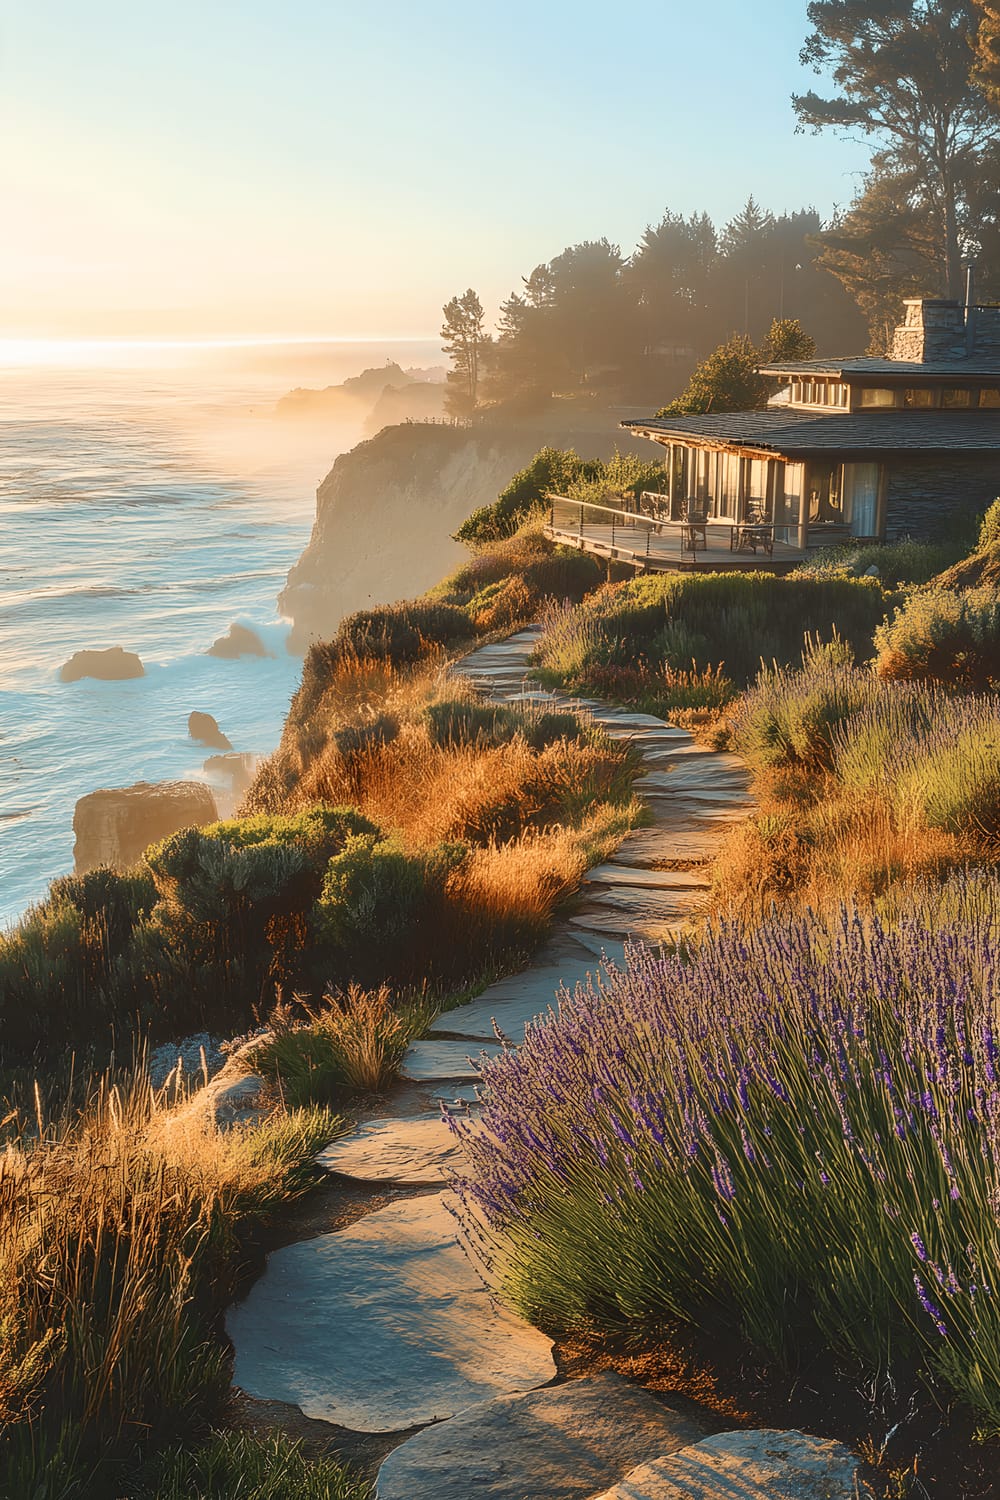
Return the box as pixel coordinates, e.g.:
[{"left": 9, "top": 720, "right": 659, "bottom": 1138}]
[
  {"left": 546, "top": 492, "right": 809, "bottom": 564},
  {"left": 546, "top": 494, "right": 663, "bottom": 562}
]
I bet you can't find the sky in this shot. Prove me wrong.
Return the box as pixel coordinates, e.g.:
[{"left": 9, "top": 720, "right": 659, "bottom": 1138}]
[{"left": 1, "top": 0, "right": 873, "bottom": 340}]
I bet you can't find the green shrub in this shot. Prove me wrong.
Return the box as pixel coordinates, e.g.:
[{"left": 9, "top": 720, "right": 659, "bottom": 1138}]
[
  {"left": 534, "top": 571, "right": 888, "bottom": 693},
  {"left": 423, "top": 699, "right": 584, "bottom": 752},
  {"left": 733, "top": 655, "right": 871, "bottom": 773},
  {"left": 248, "top": 985, "right": 435, "bottom": 1106},
  {"left": 337, "top": 600, "right": 470, "bottom": 663},
  {"left": 455, "top": 447, "right": 597, "bottom": 545},
  {"left": 135, "top": 809, "right": 380, "bottom": 1031},
  {"left": 900, "top": 728, "right": 1000, "bottom": 837},
  {"left": 317, "top": 834, "right": 468, "bottom": 980},
  {"left": 424, "top": 699, "right": 519, "bottom": 748},
  {"left": 875, "top": 584, "right": 1000, "bottom": 689},
  {"left": 796, "top": 538, "right": 963, "bottom": 587},
  {"left": 133, "top": 1430, "right": 370, "bottom": 1499}
]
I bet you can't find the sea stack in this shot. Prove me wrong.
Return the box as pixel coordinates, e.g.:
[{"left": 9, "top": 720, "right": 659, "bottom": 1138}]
[
  {"left": 59, "top": 646, "right": 145, "bottom": 682},
  {"left": 188, "top": 711, "right": 233, "bottom": 750},
  {"left": 207, "top": 623, "right": 273, "bottom": 659},
  {"left": 73, "top": 781, "right": 218, "bottom": 872}
]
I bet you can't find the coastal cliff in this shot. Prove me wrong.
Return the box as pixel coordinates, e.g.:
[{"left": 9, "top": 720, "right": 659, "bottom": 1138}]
[{"left": 280, "top": 412, "right": 628, "bottom": 649}]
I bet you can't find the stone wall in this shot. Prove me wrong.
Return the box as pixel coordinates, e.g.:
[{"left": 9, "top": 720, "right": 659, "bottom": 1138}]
[{"left": 884, "top": 456, "right": 1000, "bottom": 541}]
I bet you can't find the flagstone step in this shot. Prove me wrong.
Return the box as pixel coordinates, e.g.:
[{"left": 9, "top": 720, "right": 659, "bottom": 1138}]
[
  {"left": 428, "top": 956, "right": 612, "bottom": 1043},
  {"left": 590, "top": 1428, "right": 864, "bottom": 1500},
  {"left": 401, "top": 1039, "right": 504, "bottom": 1082},
  {"left": 318, "top": 1116, "right": 465, "bottom": 1186},
  {"left": 375, "top": 1371, "right": 707, "bottom": 1500},
  {"left": 227, "top": 1193, "right": 555, "bottom": 1432},
  {"left": 583, "top": 864, "right": 711, "bottom": 890}
]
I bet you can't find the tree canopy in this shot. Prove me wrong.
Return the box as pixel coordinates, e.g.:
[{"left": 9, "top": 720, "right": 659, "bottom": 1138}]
[{"left": 794, "top": 1, "right": 1000, "bottom": 305}]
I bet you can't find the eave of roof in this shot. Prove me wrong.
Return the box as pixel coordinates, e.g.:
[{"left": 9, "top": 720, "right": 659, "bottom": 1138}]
[
  {"left": 759, "top": 356, "right": 1000, "bottom": 379},
  {"left": 622, "top": 409, "right": 1000, "bottom": 457}
]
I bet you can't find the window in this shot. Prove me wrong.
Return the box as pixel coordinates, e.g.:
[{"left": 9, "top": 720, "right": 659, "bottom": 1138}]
[
  {"left": 805, "top": 461, "right": 844, "bottom": 523},
  {"left": 980, "top": 388, "right": 1000, "bottom": 408},
  {"left": 903, "top": 387, "right": 936, "bottom": 408},
  {"left": 942, "top": 388, "right": 972, "bottom": 408},
  {"left": 859, "top": 388, "right": 896, "bottom": 408}
]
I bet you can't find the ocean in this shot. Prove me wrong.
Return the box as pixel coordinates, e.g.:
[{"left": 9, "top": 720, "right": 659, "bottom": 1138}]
[{"left": 0, "top": 338, "right": 439, "bottom": 927}]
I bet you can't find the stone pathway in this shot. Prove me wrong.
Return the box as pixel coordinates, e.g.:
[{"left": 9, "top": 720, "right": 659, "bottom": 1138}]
[{"left": 226, "top": 627, "right": 867, "bottom": 1495}]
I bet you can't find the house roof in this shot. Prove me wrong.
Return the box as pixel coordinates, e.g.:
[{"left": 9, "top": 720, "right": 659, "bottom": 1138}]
[
  {"left": 622, "top": 409, "right": 1000, "bottom": 458},
  {"left": 759, "top": 356, "right": 1000, "bottom": 380}
]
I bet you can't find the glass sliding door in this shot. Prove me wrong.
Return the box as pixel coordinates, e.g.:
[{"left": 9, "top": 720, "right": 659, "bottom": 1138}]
[{"left": 843, "top": 462, "right": 881, "bottom": 538}]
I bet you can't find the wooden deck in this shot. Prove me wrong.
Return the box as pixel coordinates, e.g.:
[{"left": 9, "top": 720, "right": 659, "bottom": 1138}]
[{"left": 544, "top": 519, "right": 808, "bottom": 574}]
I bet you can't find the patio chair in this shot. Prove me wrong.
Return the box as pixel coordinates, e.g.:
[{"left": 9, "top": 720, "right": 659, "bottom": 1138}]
[{"left": 681, "top": 496, "right": 708, "bottom": 554}]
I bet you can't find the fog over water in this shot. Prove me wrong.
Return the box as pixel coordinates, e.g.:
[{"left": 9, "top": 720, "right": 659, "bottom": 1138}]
[{"left": 0, "top": 339, "right": 439, "bottom": 925}]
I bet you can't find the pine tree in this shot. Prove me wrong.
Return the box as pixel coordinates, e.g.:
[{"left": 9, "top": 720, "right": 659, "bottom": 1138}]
[{"left": 440, "top": 290, "right": 491, "bottom": 416}]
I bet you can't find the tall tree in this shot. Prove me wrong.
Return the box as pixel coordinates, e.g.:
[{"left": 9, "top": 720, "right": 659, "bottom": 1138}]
[
  {"left": 440, "top": 289, "right": 491, "bottom": 416},
  {"left": 794, "top": 1, "right": 997, "bottom": 300},
  {"left": 975, "top": 1, "right": 1000, "bottom": 105}
]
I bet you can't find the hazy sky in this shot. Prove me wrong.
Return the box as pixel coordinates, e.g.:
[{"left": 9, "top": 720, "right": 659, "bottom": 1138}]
[{"left": 2, "top": 0, "right": 871, "bottom": 339}]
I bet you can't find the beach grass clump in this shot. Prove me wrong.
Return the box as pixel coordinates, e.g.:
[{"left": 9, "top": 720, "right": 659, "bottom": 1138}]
[
  {"left": 132, "top": 1430, "right": 370, "bottom": 1500},
  {"left": 451, "top": 873, "right": 1000, "bottom": 1429},
  {"left": 530, "top": 571, "right": 889, "bottom": 702},
  {"left": 0, "top": 1065, "right": 340, "bottom": 1493},
  {"left": 246, "top": 984, "right": 435, "bottom": 1106},
  {"left": 874, "top": 584, "right": 1000, "bottom": 689}
]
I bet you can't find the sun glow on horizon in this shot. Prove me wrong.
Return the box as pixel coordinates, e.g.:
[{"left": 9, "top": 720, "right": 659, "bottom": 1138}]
[{"left": 0, "top": 335, "right": 441, "bottom": 369}]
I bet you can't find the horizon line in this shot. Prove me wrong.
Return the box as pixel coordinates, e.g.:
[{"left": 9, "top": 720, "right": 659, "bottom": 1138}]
[{"left": 0, "top": 333, "right": 441, "bottom": 349}]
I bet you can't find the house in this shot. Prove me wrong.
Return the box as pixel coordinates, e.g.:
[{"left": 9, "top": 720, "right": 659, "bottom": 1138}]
[{"left": 545, "top": 289, "right": 1000, "bottom": 571}]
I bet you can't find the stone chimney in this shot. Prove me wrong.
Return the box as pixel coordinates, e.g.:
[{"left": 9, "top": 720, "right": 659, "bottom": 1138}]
[{"left": 891, "top": 288, "right": 1000, "bottom": 363}]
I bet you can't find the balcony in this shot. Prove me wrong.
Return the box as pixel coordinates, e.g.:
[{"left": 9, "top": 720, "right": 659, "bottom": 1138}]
[{"left": 544, "top": 495, "right": 810, "bottom": 574}]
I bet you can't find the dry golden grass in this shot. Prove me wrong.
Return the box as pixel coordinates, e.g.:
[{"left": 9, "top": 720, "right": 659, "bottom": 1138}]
[
  {"left": 298, "top": 729, "right": 633, "bottom": 848},
  {"left": 712, "top": 769, "right": 968, "bottom": 918},
  {"left": 0, "top": 1069, "right": 338, "bottom": 1483}
]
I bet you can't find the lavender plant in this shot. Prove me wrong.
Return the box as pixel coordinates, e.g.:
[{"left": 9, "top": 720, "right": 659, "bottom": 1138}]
[{"left": 450, "top": 872, "right": 1000, "bottom": 1429}]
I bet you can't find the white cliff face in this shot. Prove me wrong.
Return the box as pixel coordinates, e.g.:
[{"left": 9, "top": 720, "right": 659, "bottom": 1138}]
[{"left": 279, "top": 415, "right": 628, "bottom": 650}]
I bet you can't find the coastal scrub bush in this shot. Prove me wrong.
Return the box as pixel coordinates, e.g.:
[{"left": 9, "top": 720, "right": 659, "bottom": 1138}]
[
  {"left": 724, "top": 658, "right": 1000, "bottom": 908},
  {"left": 795, "top": 537, "right": 963, "bottom": 587},
  {"left": 455, "top": 447, "right": 597, "bottom": 544},
  {"left": 423, "top": 697, "right": 584, "bottom": 752},
  {"left": 0, "top": 864, "right": 158, "bottom": 1054},
  {"left": 451, "top": 873, "right": 1000, "bottom": 1428},
  {"left": 317, "top": 834, "right": 469, "bottom": 980},
  {"left": 732, "top": 650, "right": 868, "bottom": 773},
  {"left": 135, "top": 808, "right": 379, "bottom": 1026},
  {"left": 978, "top": 497, "right": 1000, "bottom": 551},
  {"left": 337, "top": 599, "right": 470, "bottom": 663},
  {"left": 874, "top": 584, "right": 1000, "bottom": 689},
  {"left": 532, "top": 571, "right": 888, "bottom": 695}
]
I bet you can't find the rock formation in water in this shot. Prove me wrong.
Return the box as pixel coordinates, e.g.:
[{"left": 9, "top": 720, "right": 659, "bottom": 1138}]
[
  {"left": 280, "top": 411, "right": 630, "bottom": 650},
  {"left": 207, "top": 623, "right": 273, "bottom": 659},
  {"left": 188, "top": 711, "right": 233, "bottom": 750},
  {"left": 59, "top": 646, "right": 145, "bottom": 682},
  {"left": 73, "top": 781, "right": 218, "bottom": 873},
  {"left": 203, "top": 751, "right": 259, "bottom": 811}
]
